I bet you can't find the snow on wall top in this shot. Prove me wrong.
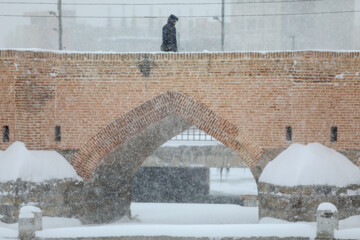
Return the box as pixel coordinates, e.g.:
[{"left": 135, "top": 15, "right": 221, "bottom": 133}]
[
  {"left": 259, "top": 143, "right": 360, "bottom": 187},
  {"left": 0, "top": 142, "right": 82, "bottom": 183},
  {"left": 2, "top": 49, "right": 360, "bottom": 61}
]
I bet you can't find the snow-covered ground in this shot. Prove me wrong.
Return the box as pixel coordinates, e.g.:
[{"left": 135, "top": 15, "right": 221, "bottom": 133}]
[
  {"left": 131, "top": 203, "right": 258, "bottom": 224},
  {"left": 1, "top": 203, "right": 359, "bottom": 240},
  {"left": 210, "top": 168, "right": 258, "bottom": 196}
]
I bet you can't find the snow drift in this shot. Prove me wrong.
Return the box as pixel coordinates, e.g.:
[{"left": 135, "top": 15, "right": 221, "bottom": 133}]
[
  {"left": 0, "top": 141, "right": 82, "bottom": 182},
  {"left": 259, "top": 143, "right": 360, "bottom": 187}
]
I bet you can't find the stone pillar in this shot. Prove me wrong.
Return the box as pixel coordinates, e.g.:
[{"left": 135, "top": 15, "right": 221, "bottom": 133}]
[
  {"left": 316, "top": 202, "right": 338, "bottom": 239},
  {"left": 18, "top": 206, "right": 42, "bottom": 240}
]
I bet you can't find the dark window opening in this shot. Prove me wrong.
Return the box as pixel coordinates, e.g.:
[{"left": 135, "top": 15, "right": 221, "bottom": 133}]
[
  {"left": 286, "top": 126, "right": 292, "bottom": 142},
  {"left": 331, "top": 126, "right": 337, "bottom": 142},
  {"left": 55, "top": 126, "right": 61, "bottom": 142},
  {"left": 3, "top": 126, "right": 9, "bottom": 142}
]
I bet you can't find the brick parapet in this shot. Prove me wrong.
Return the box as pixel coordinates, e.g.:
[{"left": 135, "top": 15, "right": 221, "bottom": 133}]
[
  {"left": 2, "top": 49, "right": 360, "bottom": 60},
  {"left": 1, "top": 49, "right": 359, "bottom": 177}
]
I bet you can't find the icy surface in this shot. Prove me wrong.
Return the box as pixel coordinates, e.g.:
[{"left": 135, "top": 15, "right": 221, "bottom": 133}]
[
  {"left": 339, "top": 215, "right": 360, "bottom": 229},
  {"left": 317, "top": 202, "right": 338, "bottom": 212},
  {"left": 130, "top": 203, "right": 258, "bottom": 224},
  {"left": 36, "top": 224, "right": 316, "bottom": 239},
  {"left": 259, "top": 143, "right": 360, "bottom": 187},
  {"left": 41, "top": 217, "right": 82, "bottom": 229},
  {"left": 209, "top": 168, "right": 258, "bottom": 196},
  {"left": 335, "top": 229, "right": 360, "bottom": 239},
  {"left": 0, "top": 141, "right": 82, "bottom": 182}
]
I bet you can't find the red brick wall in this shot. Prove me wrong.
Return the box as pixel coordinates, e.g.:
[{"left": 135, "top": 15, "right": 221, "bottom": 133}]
[{"left": 0, "top": 50, "right": 359, "bottom": 176}]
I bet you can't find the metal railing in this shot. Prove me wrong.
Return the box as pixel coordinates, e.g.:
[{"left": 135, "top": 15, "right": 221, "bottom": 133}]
[{"left": 170, "top": 126, "right": 218, "bottom": 141}]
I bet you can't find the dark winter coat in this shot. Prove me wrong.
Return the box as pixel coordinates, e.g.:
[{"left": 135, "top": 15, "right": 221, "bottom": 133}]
[{"left": 161, "top": 15, "right": 178, "bottom": 52}]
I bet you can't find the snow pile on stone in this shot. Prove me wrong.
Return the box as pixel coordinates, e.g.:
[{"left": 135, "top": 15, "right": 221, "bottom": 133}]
[
  {"left": 317, "top": 202, "right": 338, "bottom": 213},
  {"left": 0, "top": 141, "right": 82, "bottom": 182},
  {"left": 259, "top": 143, "right": 360, "bottom": 187},
  {"left": 19, "top": 206, "right": 41, "bottom": 219}
]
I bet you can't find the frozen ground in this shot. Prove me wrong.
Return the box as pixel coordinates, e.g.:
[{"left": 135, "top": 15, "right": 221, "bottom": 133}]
[
  {"left": 210, "top": 168, "right": 258, "bottom": 196},
  {"left": 1, "top": 203, "right": 359, "bottom": 240}
]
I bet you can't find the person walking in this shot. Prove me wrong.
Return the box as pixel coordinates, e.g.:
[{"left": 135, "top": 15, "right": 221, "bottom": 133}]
[{"left": 161, "top": 14, "right": 179, "bottom": 52}]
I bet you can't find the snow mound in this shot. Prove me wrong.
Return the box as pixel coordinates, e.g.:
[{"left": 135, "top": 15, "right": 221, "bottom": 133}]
[
  {"left": 20, "top": 206, "right": 41, "bottom": 213},
  {"left": 0, "top": 142, "right": 82, "bottom": 182},
  {"left": 317, "top": 202, "right": 337, "bottom": 212},
  {"left": 259, "top": 143, "right": 360, "bottom": 187}
]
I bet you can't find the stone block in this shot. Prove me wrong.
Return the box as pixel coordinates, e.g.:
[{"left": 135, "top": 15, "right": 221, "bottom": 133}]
[
  {"left": 339, "top": 196, "right": 360, "bottom": 208},
  {"left": 18, "top": 206, "right": 42, "bottom": 240},
  {"left": 316, "top": 203, "right": 338, "bottom": 239},
  {"left": 59, "top": 206, "right": 73, "bottom": 218},
  {"left": 70, "top": 203, "right": 85, "bottom": 218},
  {"left": 82, "top": 201, "right": 99, "bottom": 218},
  {"left": 300, "top": 187, "right": 313, "bottom": 197},
  {"left": 1, "top": 196, "right": 14, "bottom": 205},
  {"left": 0, "top": 205, "right": 17, "bottom": 223},
  {"left": 257, "top": 183, "right": 267, "bottom": 193},
  {"left": 18, "top": 216, "right": 35, "bottom": 240},
  {"left": 290, "top": 198, "right": 304, "bottom": 209},
  {"left": 277, "top": 197, "right": 291, "bottom": 209},
  {"left": 52, "top": 193, "right": 65, "bottom": 205},
  {"left": 278, "top": 187, "right": 293, "bottom": 196},
  {"left": 268, "top": 184, "right": 275, "bottom": 194},
  {"left": 314, "top": 186, "right": 336, "bottom": 196},
  {"left": 64, "top": 188, "right": 84, "bottom": 205}
]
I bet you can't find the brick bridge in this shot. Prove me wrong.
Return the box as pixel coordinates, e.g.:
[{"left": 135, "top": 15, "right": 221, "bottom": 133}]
[{"left": 1, "top": 50, "right": 359, "bottom": 222}]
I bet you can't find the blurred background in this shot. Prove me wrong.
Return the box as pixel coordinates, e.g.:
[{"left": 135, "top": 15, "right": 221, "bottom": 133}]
[{"left": 0, "top": 0, "right": 359, "bottom": 52}]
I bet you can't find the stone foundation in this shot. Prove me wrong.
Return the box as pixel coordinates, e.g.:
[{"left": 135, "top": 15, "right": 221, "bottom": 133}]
[
  {"left": 258, "top": 183, "right": 360, "bottom": 222},
  {"left": 0, "top": 179, "right": 84, "bottom": 223}
]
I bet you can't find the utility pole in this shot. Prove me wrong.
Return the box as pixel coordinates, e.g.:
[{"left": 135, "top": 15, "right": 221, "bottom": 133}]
[
  {"left": 58, "top": 0, "right": 63, "bottom": 50},
  {"left": 290, "top": 34, "right": 295, "bottom": 50},
  {"left": 221, "top": 0, "right": 225, "bottom": 51},
  {"left": 214, "top": 0, "right": 225, "bottom": 51},
  {"left": 50, "top": 0, "right": 63, "bottom": 50}
]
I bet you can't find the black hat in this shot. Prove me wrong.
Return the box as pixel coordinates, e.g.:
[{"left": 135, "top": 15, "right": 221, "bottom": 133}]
[{"left": 168, "top": 14, "right": 179, "bottom": 22}]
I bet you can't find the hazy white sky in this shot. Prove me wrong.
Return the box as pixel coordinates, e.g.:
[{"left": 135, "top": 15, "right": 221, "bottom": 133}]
[
  {"left": 0, "top": 0, "right": 359, "bottom": 51},
  {"left": 0, "top": 0, "right": 225, "bottom": 47}
]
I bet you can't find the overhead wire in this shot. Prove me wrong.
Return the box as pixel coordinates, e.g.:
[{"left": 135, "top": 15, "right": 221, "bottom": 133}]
[
  {"left": 0, "top": 0, "right": 357, "bottom": 19},
  {"left": 0, "top": 10, "right": 359, "bottom": 19},
  {"left": 0, "top": 0, "right": 326, "bottom": 6}
]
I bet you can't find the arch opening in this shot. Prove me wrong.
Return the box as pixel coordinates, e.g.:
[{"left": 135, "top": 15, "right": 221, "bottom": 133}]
[
  {"left": 131, "top": 126, "right": 259, "bottom": 210},
  {"left": 71, "top": 91, "right": 263, "bottom": 223}
]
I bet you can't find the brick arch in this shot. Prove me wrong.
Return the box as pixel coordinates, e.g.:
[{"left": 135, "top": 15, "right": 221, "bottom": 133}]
[{"left": 72, "top": 91, "right": 263, "bottom": 179}]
